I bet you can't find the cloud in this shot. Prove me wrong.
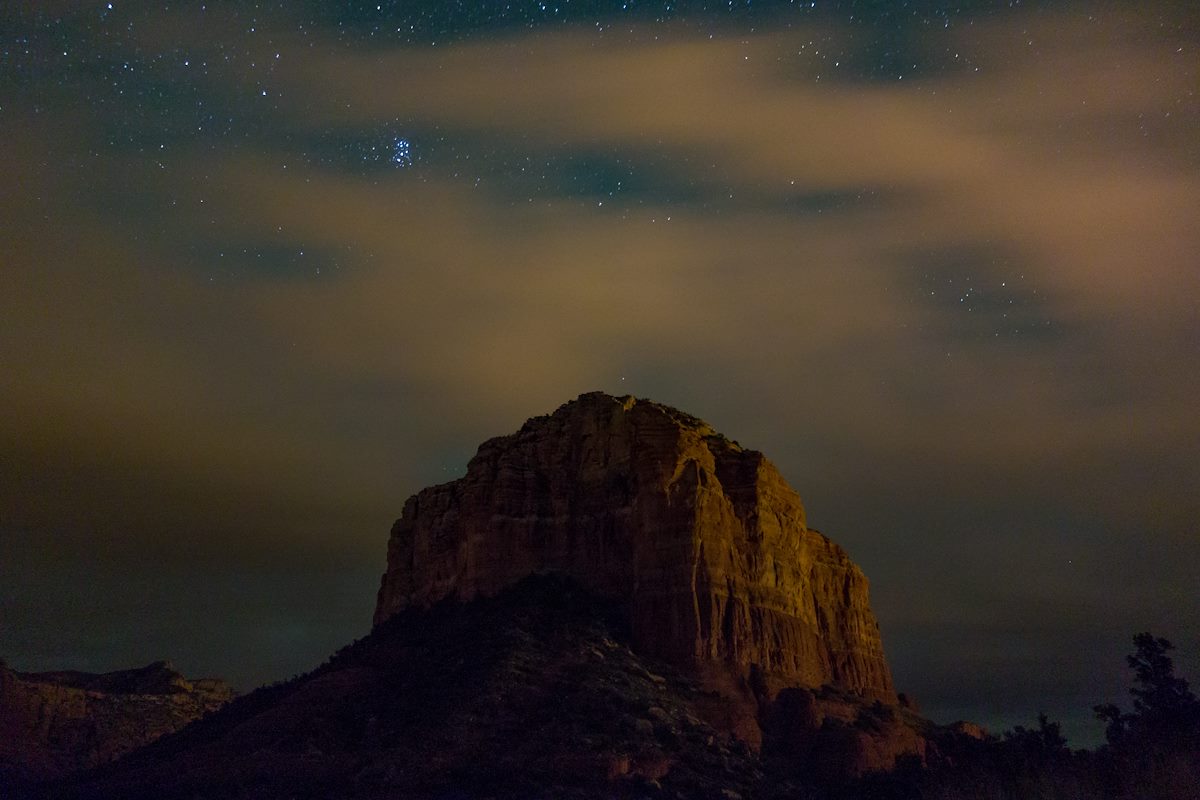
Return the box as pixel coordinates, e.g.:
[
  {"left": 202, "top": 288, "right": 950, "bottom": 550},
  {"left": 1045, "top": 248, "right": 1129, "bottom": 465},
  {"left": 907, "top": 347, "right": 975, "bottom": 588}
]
[{"left": 230, "top": 9, "right": 1198, "bottom": 422}]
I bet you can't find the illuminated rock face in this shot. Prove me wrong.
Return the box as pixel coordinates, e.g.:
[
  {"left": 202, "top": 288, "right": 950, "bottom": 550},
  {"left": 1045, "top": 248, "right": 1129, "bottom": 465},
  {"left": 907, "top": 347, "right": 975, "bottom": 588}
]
[{"left": 374, "top": 392, "right": 896, "bottom": 719}]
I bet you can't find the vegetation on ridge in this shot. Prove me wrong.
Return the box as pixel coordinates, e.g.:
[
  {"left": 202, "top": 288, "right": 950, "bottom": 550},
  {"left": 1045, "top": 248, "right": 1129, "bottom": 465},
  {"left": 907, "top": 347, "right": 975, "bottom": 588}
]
[{"left": 848, "top": 632, "right": 1200, "bottom": 800}]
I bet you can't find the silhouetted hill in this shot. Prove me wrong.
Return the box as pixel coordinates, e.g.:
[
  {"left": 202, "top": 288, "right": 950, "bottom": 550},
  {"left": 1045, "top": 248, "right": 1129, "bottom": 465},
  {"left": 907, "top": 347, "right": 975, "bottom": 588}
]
[{"left": 57, "top": 575, "right": 771, "bottom": 800}]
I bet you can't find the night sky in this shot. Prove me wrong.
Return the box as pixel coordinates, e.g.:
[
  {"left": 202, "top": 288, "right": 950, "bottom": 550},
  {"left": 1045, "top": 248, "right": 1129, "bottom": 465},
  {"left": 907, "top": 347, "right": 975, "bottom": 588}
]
[{"left": 2, "top": 1, "right": 1197, "bottom": 747}]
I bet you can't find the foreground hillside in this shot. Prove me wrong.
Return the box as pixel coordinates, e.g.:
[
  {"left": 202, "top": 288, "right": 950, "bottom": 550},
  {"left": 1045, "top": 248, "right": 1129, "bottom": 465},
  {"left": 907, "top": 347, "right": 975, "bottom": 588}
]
[
  {"left": 34, "top": 579, "right": 1198, "bottom": 800},
  {"left": 53, "top": 576, "right": 773, "bottom": 800}
]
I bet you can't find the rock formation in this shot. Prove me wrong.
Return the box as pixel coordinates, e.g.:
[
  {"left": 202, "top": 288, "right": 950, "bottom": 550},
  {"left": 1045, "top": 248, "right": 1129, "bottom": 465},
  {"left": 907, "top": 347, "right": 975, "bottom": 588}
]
[
  {"left": 375, "top": 392, "right": 897, "bottom": 742},
  {"left": 0, "top": 660, "right": 231, "bottom": 786}
]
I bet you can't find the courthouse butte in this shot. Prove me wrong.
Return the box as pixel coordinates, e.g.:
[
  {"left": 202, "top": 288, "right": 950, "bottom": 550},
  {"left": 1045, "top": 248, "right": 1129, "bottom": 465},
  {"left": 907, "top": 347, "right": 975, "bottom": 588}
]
[{"left": 375, "top": 392, "right": 910, "bottom": 756}]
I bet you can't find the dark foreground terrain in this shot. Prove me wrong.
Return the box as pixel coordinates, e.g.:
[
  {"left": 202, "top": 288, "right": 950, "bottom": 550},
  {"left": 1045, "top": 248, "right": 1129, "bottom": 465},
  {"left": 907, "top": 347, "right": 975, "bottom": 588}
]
[
  {"left": 10, "top": 576, "right": 1196, "bottom": 800},
  {"left": 42, "top": 576, "right": 769, "bottom": 800}
]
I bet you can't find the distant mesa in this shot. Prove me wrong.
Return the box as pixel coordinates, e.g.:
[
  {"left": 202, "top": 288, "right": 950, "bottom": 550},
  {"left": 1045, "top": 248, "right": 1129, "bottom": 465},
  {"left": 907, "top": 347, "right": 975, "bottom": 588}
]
[
  {"left": 376, "top": 391, "right": 900, "bottom": 749},
  {"left": 0, "top": 659, "right": 231, "bottom": 786}
]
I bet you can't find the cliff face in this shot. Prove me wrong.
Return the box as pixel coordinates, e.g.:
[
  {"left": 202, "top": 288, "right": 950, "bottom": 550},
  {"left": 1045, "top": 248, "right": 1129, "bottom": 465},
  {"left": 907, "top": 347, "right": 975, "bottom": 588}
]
[
  {"left": 375, "top": 392, "right": 895, "bottom": 716},
  {"left": 0, "top": 660, "right": 231, "bottom": 785}
]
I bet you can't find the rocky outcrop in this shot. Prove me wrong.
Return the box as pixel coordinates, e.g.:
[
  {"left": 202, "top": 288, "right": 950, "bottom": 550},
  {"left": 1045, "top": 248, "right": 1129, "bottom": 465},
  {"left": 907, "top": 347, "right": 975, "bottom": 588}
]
[
  {"left": 375, "top": 392, "right": 897, "bottom": 741},
  {"left": 0, "top": 660, "right": 231, "bottom": 785}
]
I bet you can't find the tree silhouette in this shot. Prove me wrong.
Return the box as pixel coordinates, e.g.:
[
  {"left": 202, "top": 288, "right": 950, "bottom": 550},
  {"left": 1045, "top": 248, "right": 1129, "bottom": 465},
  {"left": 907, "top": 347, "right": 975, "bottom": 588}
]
[
  {"left": 1002, "top": 712, "right": 1068, "bottom": 756},
  {"left": 1088, "top": 633, "right": 1200, "bottom": 800},
  {"left": 1095, "top": 632, "right": 1200, "bottom": 746}
]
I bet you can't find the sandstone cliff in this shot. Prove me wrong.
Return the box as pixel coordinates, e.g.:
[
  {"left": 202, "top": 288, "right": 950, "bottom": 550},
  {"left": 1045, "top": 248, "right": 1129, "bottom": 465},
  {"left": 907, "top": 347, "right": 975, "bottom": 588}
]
[
  {"left": 0, "top": 660, "right": 231, "bottom": 785},
  {"left": 375, "top": 392, "right": 896, "bottom": 729}
]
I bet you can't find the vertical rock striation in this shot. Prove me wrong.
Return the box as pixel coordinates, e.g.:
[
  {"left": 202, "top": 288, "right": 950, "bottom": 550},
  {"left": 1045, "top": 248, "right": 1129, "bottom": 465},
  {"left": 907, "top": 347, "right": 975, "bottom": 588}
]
[{"left": 374, "top": 392, "right": 895, "bottom": 725}]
